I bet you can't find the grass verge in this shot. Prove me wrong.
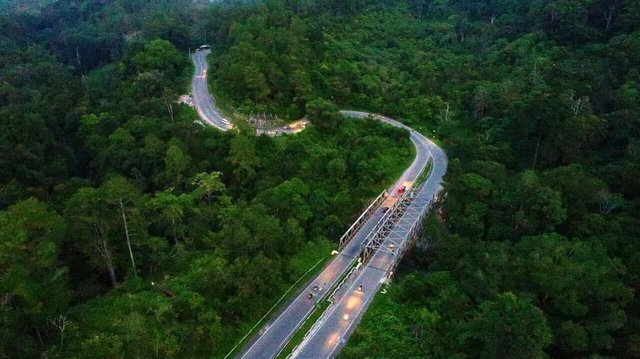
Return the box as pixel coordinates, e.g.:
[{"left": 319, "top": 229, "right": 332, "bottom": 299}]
[
  {"left": 275, "top": 256, "right": 364, "bottom": 358},
  {"left": 414, "top": 160, "right": 433, "bottom": 187}
]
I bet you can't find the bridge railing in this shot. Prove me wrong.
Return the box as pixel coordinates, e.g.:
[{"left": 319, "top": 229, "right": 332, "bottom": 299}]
[
  {"left": 387, "top": 192, "right": 434, "bottom": 277},
  {"left": 359, "top": 188, "right": 417, "bottom": 263},
  {"left": 338, "top": 190, "right": 388, "bottom": 250}
]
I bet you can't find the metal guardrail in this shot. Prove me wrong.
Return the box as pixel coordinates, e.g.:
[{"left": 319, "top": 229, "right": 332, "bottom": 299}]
[
  {"left": 360, "top": 159, "right": 438, "bottom": 266},
  {"left": 386, "top": 187, "right": 435, "bottom": 276},
  {"left": 360, "top": 188, "right": 416, "bottom": 263}
]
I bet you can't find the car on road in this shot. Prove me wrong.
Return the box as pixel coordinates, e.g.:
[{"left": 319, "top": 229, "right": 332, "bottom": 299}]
[
  {"left": 397, "top": 185, "right": 407, "bottom": 194},
  {"left": 198, "top": 44, "right": 210, "bottom": 50}
]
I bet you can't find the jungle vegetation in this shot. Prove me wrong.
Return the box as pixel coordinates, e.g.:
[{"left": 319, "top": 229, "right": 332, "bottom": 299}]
[{"left": 1, "top": 0, "right": 639, "bottom": 358}]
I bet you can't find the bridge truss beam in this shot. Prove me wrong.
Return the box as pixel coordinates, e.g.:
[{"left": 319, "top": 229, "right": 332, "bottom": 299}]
[
  {"left": 339, "top": 190, "right": 388, "bottom": 250},
  {"left": 360, "top": 188, "right": 417, "bottom": 263}
]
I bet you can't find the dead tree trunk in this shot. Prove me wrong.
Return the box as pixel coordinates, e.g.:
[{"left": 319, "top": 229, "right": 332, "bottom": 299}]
[
  {"left": 163, "top": 88, "right": 175, "bottom": 123},
  {"left": 569, "top": 92, "right": 588, "bottom": 117},
  {"left": 171, "top": 218, "right": 179, "bottom": 246},
  {"left": 532, "top": 135, "right": 542, "bottom": 170},
  {"left": 602, "top": 4, "right": 616, "bottom": 32},
  {"left": 95, "top": 222, "right": 117, "bottom": 287},
  {"left": 51, "top": 315, "right": 71, "bottom": 348},
  {"left": 35, "top": 327, "right": 44, "bottom": 346},
  {"left": 119, "top": 199, "right": 136, "bottom": 277}
]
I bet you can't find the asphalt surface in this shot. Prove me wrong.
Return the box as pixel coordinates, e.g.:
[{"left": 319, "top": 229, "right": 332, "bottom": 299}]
[
  {"left": 191, "top": 49, "right": 230, "bottom": 131},
  {"left": 292, "top": 113, "right": 447, "bottom": 359},
  {"left": 189, "top": 52, "right": 447, "bottom": 359}
]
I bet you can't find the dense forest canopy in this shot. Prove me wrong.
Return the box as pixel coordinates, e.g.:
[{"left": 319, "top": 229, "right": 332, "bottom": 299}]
[
  {"left": 1, "top": 0, "right": 639, "bottom": 358},
  {"left": 0, "top": 0, "right": 413, "bottom": 357}
]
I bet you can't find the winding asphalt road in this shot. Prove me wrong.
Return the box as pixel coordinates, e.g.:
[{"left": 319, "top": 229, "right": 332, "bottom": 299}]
[
  {"left": 190, "top": 51, "right": 447, "bottom": 359},
  {"left": 292, "top": 113, "right": 447, "bottom": 358},
  {"left": 192, "top": 49, "right": 230, "bottom": 130}
]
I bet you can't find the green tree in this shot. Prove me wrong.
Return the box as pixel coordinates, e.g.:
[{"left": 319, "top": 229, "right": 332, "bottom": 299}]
[
  {"left": 255, "top": 177, "right": 312, "bottom": 224},
  {"left": 228, "top": 135, "right": 259, "bottom": 186},
  {"left": 0, "top": 199, "right": 69, "bottom": 354},
  {"left": 102, "top": 176, "right": 142, "bottom": 277},
  {"left": 306, "top": 98, "right": 342, "bottom": 131},
  {"left": 515, "top": 170, "right": 567, "bottom": 234},
  {"left": 469, "top": 292, "right": 552, "bottom": 359},
  {"left": 162, "top": 144, "right": 192, "bottom": 189},
  {"left": 65, "top": 187, "right": 119, "bottom": 287},
  {"left": 131, "top": 39, "right": 185, "bottom": 80},
  {"left": 512, "top": 234, "right": 632, "bottom": 354},
  {"left": 147, "top": 189, "right": 193, "bottom": 246},
  {"left": 192, "top": 171, "right": 226, "bottom": 204}
]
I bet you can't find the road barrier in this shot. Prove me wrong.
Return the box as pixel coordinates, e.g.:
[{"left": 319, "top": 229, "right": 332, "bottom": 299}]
[
  {"left": 338, "top": 189, "right": 388, "bottom": 250},
  {"left": 360, "top": 188, "right": 415, "bottom": 263}
]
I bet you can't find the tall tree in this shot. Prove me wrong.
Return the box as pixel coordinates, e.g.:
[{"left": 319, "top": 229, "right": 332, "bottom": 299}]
[
  {"left": 0, "top": 198, "right": 68, "bottom": 352},
  {"left": 102, "top": 176, "right": 142, "bottom": 277},
  {"left": 469, "top": 292, "right": 552, "bottom": 358}
]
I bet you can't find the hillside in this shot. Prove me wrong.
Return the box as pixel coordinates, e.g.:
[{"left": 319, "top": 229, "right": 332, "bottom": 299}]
[{"left": 1, "top": 1, "right": 639, "bottom": 358}]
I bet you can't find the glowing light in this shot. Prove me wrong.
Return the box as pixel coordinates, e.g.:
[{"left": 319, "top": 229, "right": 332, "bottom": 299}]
[
  {"left": 346, "top": 295, "right": 361, "bottom": 310},
  {"left": 326, "top": 333, "right": 339, "bottom": 347},
  {"left": 342, "top": 313, "right": 350, "bottom": 320}
]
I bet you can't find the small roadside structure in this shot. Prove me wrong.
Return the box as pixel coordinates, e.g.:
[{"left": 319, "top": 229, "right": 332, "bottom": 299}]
[{"left": 177, "top": 94, "right": 194, "bottom": 107}]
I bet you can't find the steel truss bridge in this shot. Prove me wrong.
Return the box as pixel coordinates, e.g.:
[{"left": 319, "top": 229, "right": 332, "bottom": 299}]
[{"left": 291, "top": 155, "right": 444, "bottom": 359}]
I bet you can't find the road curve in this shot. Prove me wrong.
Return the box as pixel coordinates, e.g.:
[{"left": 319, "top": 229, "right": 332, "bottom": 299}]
[
  {"left": 291, "top": 113, "right": 447, "bottom": 358},
  {"left": 192, "top": 49, "right": 230, "bottom": 130},
  {"left": 190, "top": 52, "right": 447, "bottom": 359}
]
